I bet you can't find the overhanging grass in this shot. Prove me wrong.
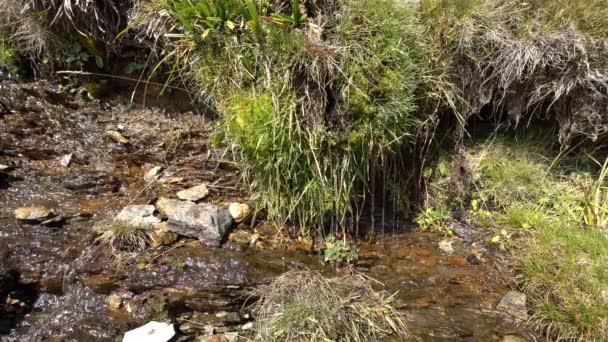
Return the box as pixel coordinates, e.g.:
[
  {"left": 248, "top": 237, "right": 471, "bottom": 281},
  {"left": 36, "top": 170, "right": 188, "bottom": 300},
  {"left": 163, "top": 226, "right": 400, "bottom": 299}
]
[
  {"left": 134, "top": 0, "right": 426, "bottom": 234},
  {"left": 419, "top": 0, "right": 608, "bottom": 147}
]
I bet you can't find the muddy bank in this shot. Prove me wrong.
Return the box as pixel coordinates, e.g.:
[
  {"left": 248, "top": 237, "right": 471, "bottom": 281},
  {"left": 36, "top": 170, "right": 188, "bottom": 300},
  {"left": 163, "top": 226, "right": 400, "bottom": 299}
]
[{"left": 1, "top": 80, "right": 536, "bottom": 341}]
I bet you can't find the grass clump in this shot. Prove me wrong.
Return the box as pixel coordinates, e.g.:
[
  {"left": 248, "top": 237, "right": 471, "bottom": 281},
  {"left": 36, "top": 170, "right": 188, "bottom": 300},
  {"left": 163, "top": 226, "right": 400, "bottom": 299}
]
[
  {"left": 93, "top": 219, "right": 155, "bottom": 252},
  {"left": 134, "top": 0, "right": 426, "bottom": 234},
  {"left": 252, "top": 270, "right": 407, "bottom": 341}
]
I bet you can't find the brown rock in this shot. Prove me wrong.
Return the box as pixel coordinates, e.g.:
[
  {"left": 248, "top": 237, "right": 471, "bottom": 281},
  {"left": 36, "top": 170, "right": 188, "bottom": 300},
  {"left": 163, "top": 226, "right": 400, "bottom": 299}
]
[
  {"left": 14, "top": 205, "right": 54, "bottom": 221},
  {"left": 150, "top": 222, "right": 179, "bottom": 247}
]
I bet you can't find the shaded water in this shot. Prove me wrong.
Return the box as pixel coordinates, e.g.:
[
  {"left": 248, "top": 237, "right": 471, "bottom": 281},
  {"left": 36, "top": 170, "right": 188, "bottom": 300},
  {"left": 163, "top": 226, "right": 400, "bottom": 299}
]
[{"left": 0, "top": 80, "right": 535, "bottom": 341}]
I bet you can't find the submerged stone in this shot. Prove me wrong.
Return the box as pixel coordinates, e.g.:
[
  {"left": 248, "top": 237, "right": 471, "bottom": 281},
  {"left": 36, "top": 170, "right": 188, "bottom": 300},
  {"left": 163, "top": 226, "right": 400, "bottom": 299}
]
[
  {"left": 438, "top": 239, "right": 454, "bottom": 254},
  {"left": 14, "top": 205, "right": 54, "bottom": 221},
  {"left": 497, "top": 291, "right": 528, "bottom": 321},
  {"left": 156, "top": 198, "right": 232, "bottom": 246},
  {"left": 106, "top": 130, "right": 130, "bottom": 144},
  {"left": 150, "top": 222, "right": 179, "bottom": 247},
  {"left": 177, "top": 183, "right": 210, "bottom": 202}
]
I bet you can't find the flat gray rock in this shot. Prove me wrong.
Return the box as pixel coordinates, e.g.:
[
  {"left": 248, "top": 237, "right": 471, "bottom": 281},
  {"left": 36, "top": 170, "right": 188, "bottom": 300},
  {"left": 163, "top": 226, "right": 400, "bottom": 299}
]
[
  {"left": 176, "top": 184, "right": 209, "bottom": 202},
  {"left": 115, "top": 205, "right": 160, "bottom": 226},
  {"left": 155, "top": 198, "right": 232, "bottom": 246}
]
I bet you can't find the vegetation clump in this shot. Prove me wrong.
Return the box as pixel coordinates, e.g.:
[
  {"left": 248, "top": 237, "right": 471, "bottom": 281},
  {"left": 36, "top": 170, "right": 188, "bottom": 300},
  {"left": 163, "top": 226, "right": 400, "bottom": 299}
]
[
  {"left": 93, "top": 219, "right": 155, "bottom": 252},
  {"left": 252, "top": 270, "right": 407, "bottom": 341},
  {"left": 133, "top": 0, "right": 426, "bottom": 234}
]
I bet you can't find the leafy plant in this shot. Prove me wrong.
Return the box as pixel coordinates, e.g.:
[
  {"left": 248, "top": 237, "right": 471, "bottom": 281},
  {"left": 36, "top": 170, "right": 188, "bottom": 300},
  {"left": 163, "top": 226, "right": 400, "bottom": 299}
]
[
  {"left": 414, "top": 205, "right": 451, "bottom": 231},
  {"left": 324, "top": 236, "right": 359, "bottom": 265}
]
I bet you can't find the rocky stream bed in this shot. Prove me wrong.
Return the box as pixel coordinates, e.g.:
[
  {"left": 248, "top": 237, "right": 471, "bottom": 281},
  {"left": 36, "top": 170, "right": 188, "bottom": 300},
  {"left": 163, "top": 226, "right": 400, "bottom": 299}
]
[{"left": 1, "top": 80, "right": 538, "bottom": 341}]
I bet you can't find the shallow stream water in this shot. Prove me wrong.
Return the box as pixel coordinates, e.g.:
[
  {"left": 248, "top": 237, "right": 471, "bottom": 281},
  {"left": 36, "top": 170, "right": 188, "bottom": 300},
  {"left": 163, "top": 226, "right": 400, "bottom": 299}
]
[{"left": 0, "top": 80, "right": 536, "bottom": 341}]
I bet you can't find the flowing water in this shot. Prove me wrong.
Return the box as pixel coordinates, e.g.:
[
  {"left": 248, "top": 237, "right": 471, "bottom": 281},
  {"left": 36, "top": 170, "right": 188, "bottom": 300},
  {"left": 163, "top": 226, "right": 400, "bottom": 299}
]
[{"left": 0, "top": 80, "right": 536, "bottom": 341}]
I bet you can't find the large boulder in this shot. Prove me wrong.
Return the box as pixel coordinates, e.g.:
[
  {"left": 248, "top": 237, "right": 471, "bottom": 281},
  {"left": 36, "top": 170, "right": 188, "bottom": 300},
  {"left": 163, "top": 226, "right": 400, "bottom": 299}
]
[{"left": 155, "top": 198, "right": 232, "bottom": 246}]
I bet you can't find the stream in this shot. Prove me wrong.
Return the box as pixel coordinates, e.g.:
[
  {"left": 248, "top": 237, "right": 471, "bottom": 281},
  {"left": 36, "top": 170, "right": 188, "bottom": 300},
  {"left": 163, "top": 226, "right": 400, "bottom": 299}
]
[{"left": 0, "top": 80, "right": 537, "bottom": 341}]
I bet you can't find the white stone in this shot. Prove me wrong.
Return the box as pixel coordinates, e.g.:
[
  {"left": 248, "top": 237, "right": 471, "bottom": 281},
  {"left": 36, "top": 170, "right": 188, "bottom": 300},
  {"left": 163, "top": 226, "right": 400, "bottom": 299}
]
[
  {"left": 144, "top": 166, "right": 164, "bottom": 182},
  {"left": 228, "top": 203, "right": 251, "bottom": 223},
  {"left": 122, "top": 321, "right": 175, "bottom": 342},
  {"left": 177, "top": 184, "right": 210, "bottom": 202}
]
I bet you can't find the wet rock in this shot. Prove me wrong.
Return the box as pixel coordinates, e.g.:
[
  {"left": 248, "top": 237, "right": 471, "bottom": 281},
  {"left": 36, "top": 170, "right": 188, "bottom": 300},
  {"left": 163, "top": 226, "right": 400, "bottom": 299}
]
[
  {"left": 177, "top": 184, "right": 210, "bottom": 202},
  {"left": 502, "top": 335, "right": 528, "bottom": 342},
  {"left": 151, "top": 222, "right": 179, "bottom": 247},
  {"left": 144, "top": 166, "right": 164, "bottom": 182},
  {"left": 156, "top": 198, "right": 233, "bottom": 246},
  {"left": 0, "top": 163, "right": 11, "bottom": 171},
  {"left": 255, "top": 223, "right": 277, "bottom": 237},
  {"left": 123, "top": 321, "right": 175, "bottom": 342},
  {"left": 106, "top": 291, "right": 133, "bottom": 311},
  {"left": 14, "top": 205, "right": 54, "bottom": 221},
  {"left": 59, "top": 153, "right": 73, "bottom": 167},
  {"left": 106, "top": 130, "right": 129, "bottom": 144},
  {"left": 449, "top": 222, "right": 474, "bottom": 241},
  {"left": 215, "top": 311, "right": 241, "bottom": 324},
  {"left": 241, "top": 322, "right": 254, "bottom": 331},
  {"left": 228, "top": 203, "right": 251, "bottom": 223},
  {"left": 115, "top": 204, "right": 160, "bottom": 226},
  {"left": 229, "top": 230, "right": 254, "bottom": 245},
  {"left": 62, "top": 172, "right": 120, "bottom": 194},
  {"left": 466, "top": 253, "right": 481, "bottom": 265},
  {"left": 438, "top": 239, "right": 454, "bottom": 254},
  {"left": 497, "top": 291, "right": 528, "bottom": 321}
]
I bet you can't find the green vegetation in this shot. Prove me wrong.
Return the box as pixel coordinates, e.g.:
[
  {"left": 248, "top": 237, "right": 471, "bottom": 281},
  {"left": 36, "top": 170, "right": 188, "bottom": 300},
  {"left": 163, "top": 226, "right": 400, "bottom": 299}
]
[
  {"left": 422, "top": 137, "right": 608, "bottom": 340},
  {"left": 519, "top": 224, "right": 608, "bottom": 340},
  {"left": 252, "top": 270, "right": 407, "bottom": 341},
  {"left": 323, "top": 236, "right": 359, "bottom": 265},
  {"left": 0, "top": 38, "right": 16, "bottom": 72},
  {"left": 133, "top": 0, "right": 425, "bottom": 234},
  {"left": 93, "top": 219, "right": 155, "bottom": 252}
]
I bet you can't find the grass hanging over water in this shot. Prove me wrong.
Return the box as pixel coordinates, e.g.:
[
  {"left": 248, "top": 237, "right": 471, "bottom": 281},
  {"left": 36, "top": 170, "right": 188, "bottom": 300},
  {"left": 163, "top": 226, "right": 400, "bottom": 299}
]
[{"left": 133, "top": 0, "right": 426, "bottom": 235}]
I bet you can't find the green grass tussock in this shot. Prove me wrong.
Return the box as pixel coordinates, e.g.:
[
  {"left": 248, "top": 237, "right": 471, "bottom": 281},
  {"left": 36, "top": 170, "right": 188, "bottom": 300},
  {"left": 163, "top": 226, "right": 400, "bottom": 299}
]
[
  {"left": 93, "top": 219, "right": 155, "bottom": 252},
  {"left": 134, "top": 0, "right": 426, "bottom": 233},
  {"left": 252, "top": 270, "right": 407, "bottom": 341}
]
